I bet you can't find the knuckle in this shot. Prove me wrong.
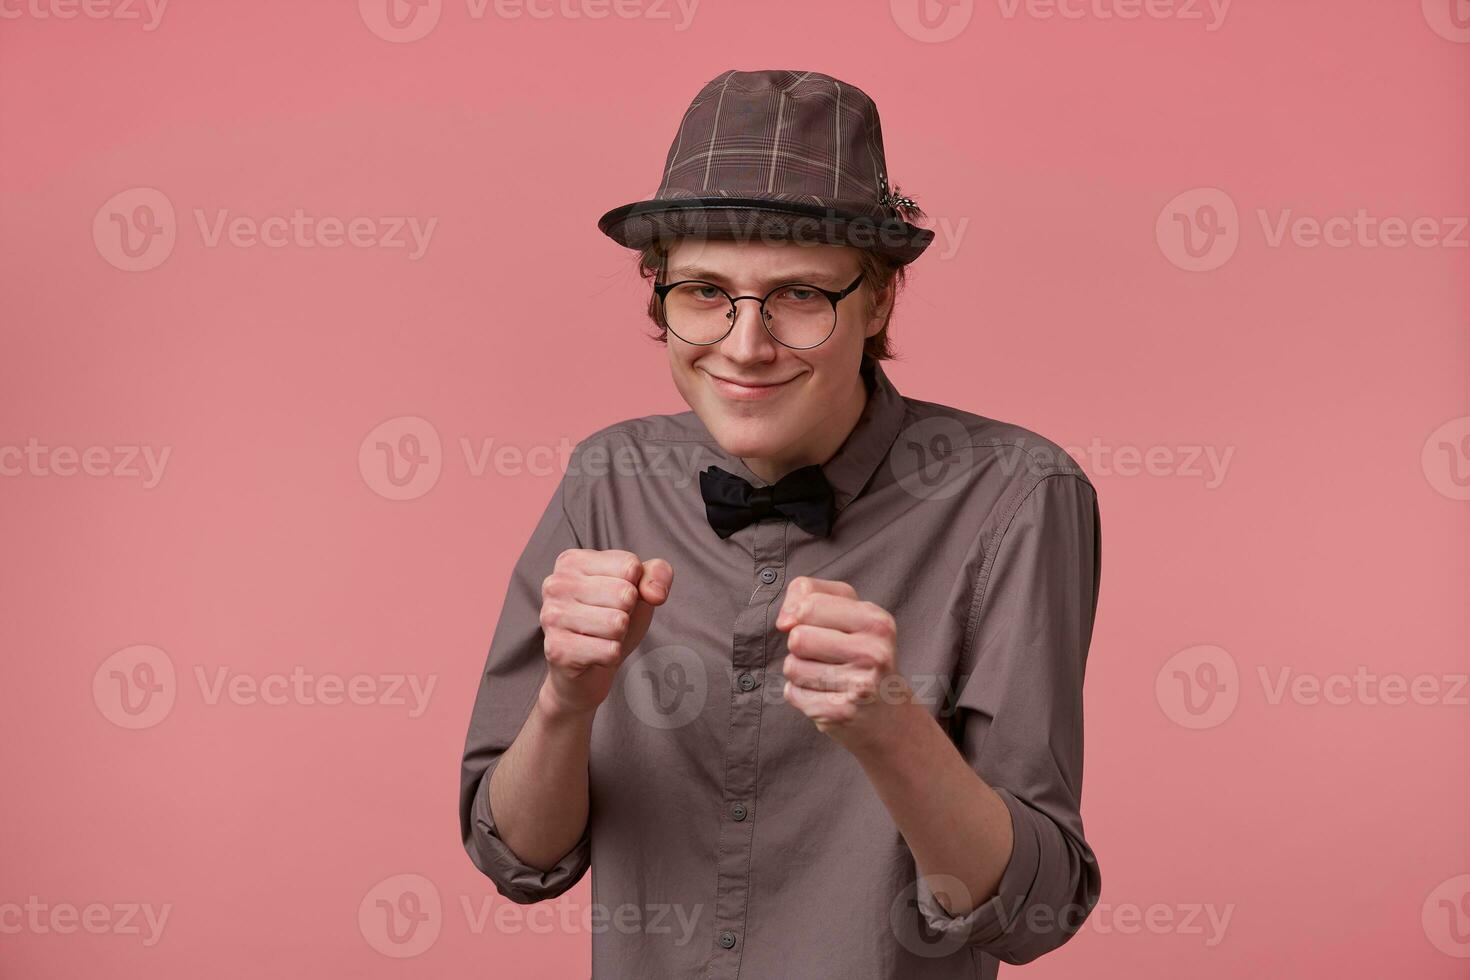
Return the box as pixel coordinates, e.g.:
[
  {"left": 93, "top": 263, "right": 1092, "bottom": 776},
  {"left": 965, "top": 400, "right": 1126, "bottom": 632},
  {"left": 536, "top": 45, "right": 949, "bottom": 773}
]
[
  {"left": 868, "top": 607, "right": 896, "bottom": 637},
  {"left": 604, "top": 550, "right": 639, "bottom": 580}
]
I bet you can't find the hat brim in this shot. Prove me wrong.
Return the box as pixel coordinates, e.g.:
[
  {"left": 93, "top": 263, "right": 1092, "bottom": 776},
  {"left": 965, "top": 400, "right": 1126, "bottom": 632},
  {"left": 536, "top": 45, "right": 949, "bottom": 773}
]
[{"left": 597, "top": 196, "right": 934, "bottom": 266}]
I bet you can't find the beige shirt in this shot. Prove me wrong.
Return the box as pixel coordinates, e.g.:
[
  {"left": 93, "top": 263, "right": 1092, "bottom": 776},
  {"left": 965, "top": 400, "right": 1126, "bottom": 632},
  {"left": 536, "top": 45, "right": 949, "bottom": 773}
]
[{"left": 459, "top": 354, "right": 1102, "bottom": 979}]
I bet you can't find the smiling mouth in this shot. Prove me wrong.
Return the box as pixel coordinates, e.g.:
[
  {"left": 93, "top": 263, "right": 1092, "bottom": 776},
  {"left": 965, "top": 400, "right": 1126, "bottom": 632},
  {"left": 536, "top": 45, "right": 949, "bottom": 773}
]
[
  {"left": 701, "top": 369, "right": 801, "bottom": 400},
  {"left": 713, "top": 375, "right": 789, "bottom": 388}
]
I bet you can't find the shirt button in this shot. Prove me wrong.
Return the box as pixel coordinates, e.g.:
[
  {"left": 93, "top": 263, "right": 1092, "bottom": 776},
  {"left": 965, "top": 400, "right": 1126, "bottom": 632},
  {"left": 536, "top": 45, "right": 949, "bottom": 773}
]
[
  {"left": 731, "top": 803, "right": 748, "bottom": 821},
  {"left": 736, "top": 672, "right": 757, "bottom": 692},
  {"left": 758, "top": 566, "right": 778, "bottom": 584},
  {"left": 719, "top": 931, "right": 737, "bottom": 949}
]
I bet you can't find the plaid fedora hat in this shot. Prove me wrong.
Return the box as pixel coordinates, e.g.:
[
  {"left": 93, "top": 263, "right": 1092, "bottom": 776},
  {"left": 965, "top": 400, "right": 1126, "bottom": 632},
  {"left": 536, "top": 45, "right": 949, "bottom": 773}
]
[{"left": 597, "top": 69, "right": 935, "bottom": 266}]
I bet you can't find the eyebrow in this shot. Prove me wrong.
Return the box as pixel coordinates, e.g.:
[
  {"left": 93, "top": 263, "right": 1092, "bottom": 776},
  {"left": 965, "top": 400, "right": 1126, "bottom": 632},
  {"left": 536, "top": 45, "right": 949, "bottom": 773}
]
[{"left": 664, "top": 265, "right": 852, "bottom": 289}]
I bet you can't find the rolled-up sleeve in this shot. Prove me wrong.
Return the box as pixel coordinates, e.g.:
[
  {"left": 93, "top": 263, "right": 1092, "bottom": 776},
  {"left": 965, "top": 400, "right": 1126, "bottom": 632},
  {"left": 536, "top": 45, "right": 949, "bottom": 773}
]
[
  {"left": 458, "top": 462, "right": 593, "bottom": 904},
  {"left": 920, "top": 471, "right": 1103, "bottom": 963}
]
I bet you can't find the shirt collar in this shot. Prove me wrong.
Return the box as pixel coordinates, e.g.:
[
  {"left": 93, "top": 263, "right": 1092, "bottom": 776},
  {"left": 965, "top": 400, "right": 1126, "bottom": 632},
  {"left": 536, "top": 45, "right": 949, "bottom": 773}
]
[{"left": 701, "top": 353, "right": 908, "bottom": 514}]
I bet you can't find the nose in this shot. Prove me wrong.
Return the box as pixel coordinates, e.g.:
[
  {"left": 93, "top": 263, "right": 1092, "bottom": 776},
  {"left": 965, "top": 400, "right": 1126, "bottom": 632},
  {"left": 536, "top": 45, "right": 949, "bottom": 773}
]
[{"left": 718, "top": 295, "right": 779, "bottom": 364}]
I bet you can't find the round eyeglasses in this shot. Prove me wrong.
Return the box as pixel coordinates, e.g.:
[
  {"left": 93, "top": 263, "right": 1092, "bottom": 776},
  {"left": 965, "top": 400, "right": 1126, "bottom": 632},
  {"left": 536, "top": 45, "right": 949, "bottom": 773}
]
[{"left": 651, "top": 272, "right": 865, "bottom": 350}]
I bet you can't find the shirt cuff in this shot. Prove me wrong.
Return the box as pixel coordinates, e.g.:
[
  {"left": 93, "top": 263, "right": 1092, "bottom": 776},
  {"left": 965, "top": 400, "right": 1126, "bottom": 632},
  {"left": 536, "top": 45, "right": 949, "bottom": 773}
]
[
  {"left": 466, "top": 757, "right": 592, "bottom": 905},
  {"left": 912, "top": 786, "right": 1043, "bottom": 952}
]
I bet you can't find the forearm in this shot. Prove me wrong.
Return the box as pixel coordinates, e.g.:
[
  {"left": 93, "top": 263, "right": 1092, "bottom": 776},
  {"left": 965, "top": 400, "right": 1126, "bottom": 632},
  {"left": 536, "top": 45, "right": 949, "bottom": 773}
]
[
  {"left": 486, "top": 680, "right": 597, "bottom": 871},
  {"left": 850, "top": 697, "right": 1014, "bottom": 916}
]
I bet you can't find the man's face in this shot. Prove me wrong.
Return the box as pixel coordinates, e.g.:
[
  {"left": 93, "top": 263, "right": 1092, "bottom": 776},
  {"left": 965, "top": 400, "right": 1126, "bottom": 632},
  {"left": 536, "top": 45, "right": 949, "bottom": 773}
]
[{"left": 663, "top": 238, "right": 888, "bottom": 473}]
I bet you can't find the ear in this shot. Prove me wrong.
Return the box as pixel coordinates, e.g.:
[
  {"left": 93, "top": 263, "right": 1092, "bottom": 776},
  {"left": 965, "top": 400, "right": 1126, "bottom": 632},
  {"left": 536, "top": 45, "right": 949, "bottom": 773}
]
[{"left": 864, "top": 278, "right": 895, "bottom": 339}]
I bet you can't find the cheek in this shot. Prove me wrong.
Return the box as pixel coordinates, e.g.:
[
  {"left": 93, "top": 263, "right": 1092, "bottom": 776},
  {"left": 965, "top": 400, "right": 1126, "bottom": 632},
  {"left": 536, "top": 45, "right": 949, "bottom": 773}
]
[
  {"left": 834, "top": 304, "right": 874, "bottom": 345},
  {"left": 669, "top": 362, "right": 704, "bottom": 413}
]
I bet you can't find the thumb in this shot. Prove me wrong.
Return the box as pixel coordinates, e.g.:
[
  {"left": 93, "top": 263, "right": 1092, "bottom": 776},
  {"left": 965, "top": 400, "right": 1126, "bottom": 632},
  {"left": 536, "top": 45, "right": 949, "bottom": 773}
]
[
  {"left": 637, "top": 558, "right": 674, "bottom": 606},
  {"left": 621, "top": 559, "right": 673, "bottom": 658}
]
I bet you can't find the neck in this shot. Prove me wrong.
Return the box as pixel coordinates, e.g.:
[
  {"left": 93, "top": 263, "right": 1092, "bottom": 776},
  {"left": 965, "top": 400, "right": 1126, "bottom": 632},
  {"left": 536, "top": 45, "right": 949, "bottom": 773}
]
[{"left": 742, "top": 362, "right": 871, "bottom": 484}]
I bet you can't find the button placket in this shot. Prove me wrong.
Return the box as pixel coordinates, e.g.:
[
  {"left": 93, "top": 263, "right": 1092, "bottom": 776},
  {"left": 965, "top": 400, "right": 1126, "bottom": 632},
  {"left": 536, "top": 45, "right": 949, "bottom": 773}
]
[{"left": 706, "top": 520, "right": 786, "bottom": 978}]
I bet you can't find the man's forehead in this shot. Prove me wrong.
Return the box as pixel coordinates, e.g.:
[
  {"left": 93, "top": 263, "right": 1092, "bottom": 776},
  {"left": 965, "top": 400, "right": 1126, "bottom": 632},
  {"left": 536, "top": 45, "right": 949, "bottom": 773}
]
[{"left": 664, "top": 239, "right": 859, "bottom": 283}]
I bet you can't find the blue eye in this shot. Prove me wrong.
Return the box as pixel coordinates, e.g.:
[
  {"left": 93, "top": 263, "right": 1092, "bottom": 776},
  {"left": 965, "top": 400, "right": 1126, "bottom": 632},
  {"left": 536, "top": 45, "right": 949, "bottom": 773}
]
[
  {"left": 671, "top": 283, "right": 726, "bottom": 305},
  {"left": 773, "top": 285, "right": 821, "bottom": 304}
]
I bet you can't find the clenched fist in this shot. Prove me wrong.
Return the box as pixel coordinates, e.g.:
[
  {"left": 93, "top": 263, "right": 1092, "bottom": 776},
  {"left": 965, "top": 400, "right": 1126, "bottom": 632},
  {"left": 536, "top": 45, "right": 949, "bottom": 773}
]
[
  {"left": 775, "top": 575, "right": 910, "bottom": 752},
  {"left": 538, "top": 548, "right": 673, "bottom": 718}
]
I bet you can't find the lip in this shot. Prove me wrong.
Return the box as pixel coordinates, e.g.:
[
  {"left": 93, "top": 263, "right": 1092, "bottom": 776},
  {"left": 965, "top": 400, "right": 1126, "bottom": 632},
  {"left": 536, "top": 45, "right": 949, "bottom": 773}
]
[{"left": 703, "top": 370, "right": 798, "bottom": 400}]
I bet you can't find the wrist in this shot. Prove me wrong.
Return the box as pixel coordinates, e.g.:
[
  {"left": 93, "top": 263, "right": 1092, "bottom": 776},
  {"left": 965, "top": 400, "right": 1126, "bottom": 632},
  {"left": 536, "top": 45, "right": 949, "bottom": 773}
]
[
  {"left": 846, "top": 683, "right": 928, "bottom": 764},
  {"left": 536, "top": 678, "right": 601, "bottom": 728}
]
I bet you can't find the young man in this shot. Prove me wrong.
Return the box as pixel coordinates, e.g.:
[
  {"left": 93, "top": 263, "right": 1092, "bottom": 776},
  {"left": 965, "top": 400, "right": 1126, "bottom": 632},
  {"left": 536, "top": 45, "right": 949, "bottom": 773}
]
[{"left": 459, "top": 69, "right": 1102, "bottom": 979}]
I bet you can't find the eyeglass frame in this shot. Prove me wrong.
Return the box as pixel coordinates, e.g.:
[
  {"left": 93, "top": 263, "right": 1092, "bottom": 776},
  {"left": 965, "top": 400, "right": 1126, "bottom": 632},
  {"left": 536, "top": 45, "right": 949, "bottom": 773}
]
[{"left": 651, "top": 271, "right": 866, "bottom": 350}]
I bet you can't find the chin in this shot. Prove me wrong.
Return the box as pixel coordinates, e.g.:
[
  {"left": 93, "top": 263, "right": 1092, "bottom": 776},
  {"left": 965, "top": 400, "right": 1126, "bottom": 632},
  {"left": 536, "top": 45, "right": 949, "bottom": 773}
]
[{"left": 701, "top": 411, "right": 790, "bottom": 460}]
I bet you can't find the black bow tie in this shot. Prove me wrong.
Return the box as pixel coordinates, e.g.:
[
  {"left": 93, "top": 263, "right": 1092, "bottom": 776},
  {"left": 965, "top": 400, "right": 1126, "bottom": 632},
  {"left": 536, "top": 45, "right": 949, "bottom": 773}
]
[{"left": 698, "top": 464, "right": 837, "bottom": 540}]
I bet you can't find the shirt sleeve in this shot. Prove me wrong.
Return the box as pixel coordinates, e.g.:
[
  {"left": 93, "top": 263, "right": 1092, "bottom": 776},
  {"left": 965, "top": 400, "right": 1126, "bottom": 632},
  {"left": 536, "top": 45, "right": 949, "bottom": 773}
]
[
  {"left": 458, "top": 466, "right": 593, "bottom": 904},
  {"left": 916, "top": 471, "right": 1103, "bottom": 963}
]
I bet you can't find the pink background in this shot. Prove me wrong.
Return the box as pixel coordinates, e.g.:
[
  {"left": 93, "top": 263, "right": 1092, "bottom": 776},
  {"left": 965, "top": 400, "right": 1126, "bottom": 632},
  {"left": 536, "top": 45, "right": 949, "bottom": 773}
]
[{"left": 3, "top": 1, "right": 1468, "bottom": 977}]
